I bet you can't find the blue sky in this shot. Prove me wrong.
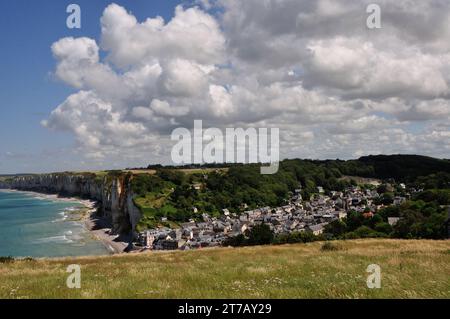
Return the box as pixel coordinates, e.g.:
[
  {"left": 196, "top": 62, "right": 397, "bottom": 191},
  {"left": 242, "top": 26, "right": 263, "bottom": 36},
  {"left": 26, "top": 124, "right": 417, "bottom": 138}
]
[{"left": 0, "top": 0, "right": 185, "bottom": 173}]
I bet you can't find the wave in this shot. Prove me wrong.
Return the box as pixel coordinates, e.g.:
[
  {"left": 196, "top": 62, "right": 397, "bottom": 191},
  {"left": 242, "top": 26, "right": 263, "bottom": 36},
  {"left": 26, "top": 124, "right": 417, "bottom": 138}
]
[
  {"left": 0, "top": 191, "right": 108, "bottom": 257},
  {"left": 52, "top": 213, "right": 68, "bottom": 223},
  {"left": 60, "top": 206, "right": 82, "bottom": 212},
  {"left": 34, "top": 235, "right": 74, "bottom": 244},
  {"left": 52, "top": 207, "right": 81, "bottom": 222}
]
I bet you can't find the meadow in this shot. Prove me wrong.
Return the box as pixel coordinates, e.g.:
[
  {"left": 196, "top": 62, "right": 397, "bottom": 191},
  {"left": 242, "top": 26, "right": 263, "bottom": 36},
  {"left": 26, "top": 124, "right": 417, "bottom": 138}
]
[{"left": 0, "top": 239, "right": 449, "bottom": 299}]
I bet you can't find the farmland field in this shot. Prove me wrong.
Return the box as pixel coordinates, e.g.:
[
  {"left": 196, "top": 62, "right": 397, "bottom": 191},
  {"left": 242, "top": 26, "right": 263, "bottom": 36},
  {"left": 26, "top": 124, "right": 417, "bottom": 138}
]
[{"left": 0, "top": 239, "right": 449, "bottom": 299}]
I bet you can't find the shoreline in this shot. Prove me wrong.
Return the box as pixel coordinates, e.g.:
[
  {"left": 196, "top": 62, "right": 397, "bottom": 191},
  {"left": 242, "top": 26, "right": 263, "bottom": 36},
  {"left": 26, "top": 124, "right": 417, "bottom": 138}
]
[
  {"left": 82, "top": 211, "right": 129, "bottom": 255},
  {"left": 0, "top": 188, "right": 97, "bottom": 208},
  {"left": 0, "top": 188, "right": 128, "bottom": 257}
]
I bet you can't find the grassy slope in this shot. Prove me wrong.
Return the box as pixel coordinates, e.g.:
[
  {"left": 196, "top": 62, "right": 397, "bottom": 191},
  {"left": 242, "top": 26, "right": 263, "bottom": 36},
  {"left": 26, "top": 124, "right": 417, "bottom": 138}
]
[
  {"left": 0, "top": 239, "right": 449, "bottom": 299},
  {"left": 125, "top": 168, "right": 229, "bottom": 175}
]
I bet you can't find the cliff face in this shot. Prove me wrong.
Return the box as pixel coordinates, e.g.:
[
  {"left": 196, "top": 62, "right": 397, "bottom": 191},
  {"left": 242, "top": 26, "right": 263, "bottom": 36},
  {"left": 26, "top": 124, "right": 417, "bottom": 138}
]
[{"left": 0, "top": 173, "right": 142, "bottom": 237}]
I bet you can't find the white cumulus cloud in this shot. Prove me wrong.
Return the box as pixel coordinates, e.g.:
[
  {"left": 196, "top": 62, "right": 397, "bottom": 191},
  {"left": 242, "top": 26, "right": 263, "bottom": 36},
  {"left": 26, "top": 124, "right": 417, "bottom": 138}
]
[{"left": 43, "top": 1, "right": 450, "bottom": 168}]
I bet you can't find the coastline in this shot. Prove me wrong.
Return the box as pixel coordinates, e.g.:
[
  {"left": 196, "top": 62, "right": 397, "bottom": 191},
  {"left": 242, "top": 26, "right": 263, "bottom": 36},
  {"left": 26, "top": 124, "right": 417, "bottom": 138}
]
[
  {"left": 0, "top": 189, "right": 128, "bottom": 257},
  {"left": 83, "top": 211, "right": 129, "bottom": 255}
]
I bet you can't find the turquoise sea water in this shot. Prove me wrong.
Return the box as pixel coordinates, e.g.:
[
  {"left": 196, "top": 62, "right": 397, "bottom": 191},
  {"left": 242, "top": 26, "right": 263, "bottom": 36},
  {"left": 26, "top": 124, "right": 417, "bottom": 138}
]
[{"left": 0, "top": 190, "right": 109, "bottom": 258}]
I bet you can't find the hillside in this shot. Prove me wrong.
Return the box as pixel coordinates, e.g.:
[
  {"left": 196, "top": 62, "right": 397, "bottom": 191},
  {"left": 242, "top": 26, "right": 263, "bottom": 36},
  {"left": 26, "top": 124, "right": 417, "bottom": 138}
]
[
  {"left": 1, "top": 239, "right": 449, "bottom": 299},
  {"left": 131, "top": 155, "right": 450, "bottom": 231},
  {"left": 355, "top": 155, "right": 450, "bottom": 180},
  {"left": 2, "top": 154, "right": 450, "bottom": 238}
]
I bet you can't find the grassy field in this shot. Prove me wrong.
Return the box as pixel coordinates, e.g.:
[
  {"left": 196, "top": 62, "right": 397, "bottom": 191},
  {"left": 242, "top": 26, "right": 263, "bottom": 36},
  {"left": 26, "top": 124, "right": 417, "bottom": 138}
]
[
  {"left": 125, "top": 168, "right": 229, "bottom": 175},
  {"left": 0, "top": 239, "right": 449, "bottom": 299},
  {"left": 339, "top": 175, "right": 382, "bottom": 186}
]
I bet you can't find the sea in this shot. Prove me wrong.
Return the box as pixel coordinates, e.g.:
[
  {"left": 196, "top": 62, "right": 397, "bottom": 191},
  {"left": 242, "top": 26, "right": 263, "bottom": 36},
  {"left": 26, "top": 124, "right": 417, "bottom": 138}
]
[{"left": 0, "top": 190, "right": 109, "bottom": 258}]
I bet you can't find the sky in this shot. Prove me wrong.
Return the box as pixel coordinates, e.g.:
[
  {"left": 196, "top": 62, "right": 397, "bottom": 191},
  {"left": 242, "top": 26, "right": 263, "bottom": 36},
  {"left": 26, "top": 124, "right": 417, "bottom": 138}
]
[
  {"left": 1, "top": 0, "right": 450, "bottom": 174},
  {"left": 0, "top": 0, "right": 186, "bottom": 173}
]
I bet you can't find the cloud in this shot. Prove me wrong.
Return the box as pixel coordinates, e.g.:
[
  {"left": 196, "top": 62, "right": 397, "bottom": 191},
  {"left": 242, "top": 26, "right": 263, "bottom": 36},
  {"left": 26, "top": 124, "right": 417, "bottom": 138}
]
[
  {"left": 100, "top": 3, "right": 226, "bottom": 68},
  {"left": 157, "top": 59, "right": 211, "bottom": 97},
  {"left": 52, "top": 37, "right": 127, "bottom": 103},
  {"left": 43, "top": 1, "right": 450, "bottom": 168},
  {"left": 373, "top": 98, "right": 450, "bottom": 122},
  {"left": 303, "top": 38, "right": 450, "bottom": 99},
  {"left": 150, "top": 99, "right": 189, "bottom": 117},
  {"left": 43, "top": 91, "right": 153, "bottom": 159}
]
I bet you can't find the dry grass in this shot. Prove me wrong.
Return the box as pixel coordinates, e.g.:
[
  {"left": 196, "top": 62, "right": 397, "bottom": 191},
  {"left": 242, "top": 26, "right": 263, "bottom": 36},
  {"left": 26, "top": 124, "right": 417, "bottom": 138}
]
[
  {"left": 178, "top": 168, "right": 229, "bottom": 175},
  {"left": 124, "top": 169, "right": 157, "bottom": 175},
  {"left": 0, "top": 239, "right": 449, "bottom": 299},
  {"left": 339, "top": 175, "right": 382, "bottom": 186},
  {"left": 125, "top": 168, "right": 229, "bottom": 175}
]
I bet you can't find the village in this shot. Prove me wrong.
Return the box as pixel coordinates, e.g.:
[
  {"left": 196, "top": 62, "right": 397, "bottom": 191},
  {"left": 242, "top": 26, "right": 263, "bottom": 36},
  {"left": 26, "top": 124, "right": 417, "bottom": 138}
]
[{"left": 137, "top": 184, "right": 409, "bottom": 251}]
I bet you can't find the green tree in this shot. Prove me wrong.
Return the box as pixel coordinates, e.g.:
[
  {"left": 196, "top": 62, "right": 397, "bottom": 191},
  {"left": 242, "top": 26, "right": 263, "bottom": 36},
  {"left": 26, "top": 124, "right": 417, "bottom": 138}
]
[
  {"left": 324, "top": 220, "right": 347, "bottom": 237},
  {"left": 246, "top": 224, "right": 274, "bottom": 246},
  {"left": 374, "top": 222, "right": 393, "bottom": 234}
]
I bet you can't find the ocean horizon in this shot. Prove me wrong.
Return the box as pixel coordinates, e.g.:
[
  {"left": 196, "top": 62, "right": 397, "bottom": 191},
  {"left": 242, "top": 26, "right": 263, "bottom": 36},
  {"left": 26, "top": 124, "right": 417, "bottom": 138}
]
[{"left": 0, "top": 190, "right": 109, "bottom": 258}]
